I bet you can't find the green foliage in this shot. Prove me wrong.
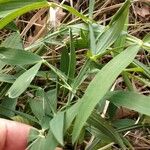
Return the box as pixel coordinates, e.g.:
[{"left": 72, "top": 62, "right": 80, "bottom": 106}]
[{"left": 0, "top": 0, "right": 150, "bottom": 149}]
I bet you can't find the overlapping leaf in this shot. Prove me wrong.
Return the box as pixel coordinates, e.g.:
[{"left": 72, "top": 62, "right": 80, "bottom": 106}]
[{"left": 72, "top": 45, "right": 140, "bottom": 143}]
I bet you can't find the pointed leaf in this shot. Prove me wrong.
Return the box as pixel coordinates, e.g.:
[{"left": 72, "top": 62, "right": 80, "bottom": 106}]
[
  {"left": 88, "top": 112, "right": 126, "bottom": 149},
  {"left": 72, "top": 45, "right": 140, "bottom": 143},
  {"left": 0, "top": 1, "right": 49, "bottom": 29},
  {"left": 95, "top": 0, "right": 130, "bottom": 55},
  {"left": 7, "top": 62, "right": 42, "bottom": 98},
  {"left": 50, "top": 112, "right": 64, "bottom": 145},
  {"left": 108, "top": 91, "right": 150, "bottom": 116},
  {"left": 0, "top": 47, "right": 42, "bottom": 65},
  {"left": 0, "top": 32, "right": 23, "bottom": 49}
]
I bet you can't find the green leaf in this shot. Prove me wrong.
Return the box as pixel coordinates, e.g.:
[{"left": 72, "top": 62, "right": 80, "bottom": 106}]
[
  {"left": 60, "top": 47, "right": 69, "bottom": 75},
  {"left": 44, "top": 61, "right": 72, "bottom": 90},
  {"left": 0, "top": 0, "right": 45, "bottom": 17},
  {"left": 88, "top": 112, "right": 126, "bottom": 149},
  {"left": 72, "top": 59, "right": 91, "bottom": 92},
  {"left": 0, "top": 32, "right": 23, "bottom": 49},
  {"left": 0, "top": 32, "right": 23, "bottom": 69},
  {"left": 0, "top": 97, "right": 17, "bottom": 117},
  {"left": 112, "top": 119, "right": 135, "bottom": 129},
  {"left": 0, "top": 73, "right": 16, "bottom": 83},
  {"left": 7, "top": 62, "right": 42, "bottom": 98},
  {"left": 0, "top": 1, "right": 49, "bottom": 29},
  {"left": 143, "top": 33, "right": 150, "bottom": 43},
  {"left": 133, "top": 59, "right": 150, "bottom": 79},
  {"left": 0, "top": 104, "right": 38, "bottom": 123},
  {"left": 67, "top": 29, "right": 76, "bottom": 84},
  {"left": 0, "top": 47, "right": 42, "bottom": 65},
  {"left": 95, "top": 0, "right": 130, "bottom": 55},
  {"left": 89, "top": 0, "right": 95, "bottom": 19},
  {"left": 46, "top": 89, "right": 57, "bottom": 113},
  {"left": 29, "top": 98, "right": 45, "bottom": 122},
  {"left": 65, "top": 101, "right": 81, "bottom": 131},
  {"left": 72, "top": 45, "right": 140, "bottom": 143},
  {"left": 0, "top": 61, "right": 5, "bottom": 70},
  {"left": 89, "top": 23, "right": 96, "bottom": 55},
  {"left": 108, "top": 91, "right": 150, "bottom": 116},
  {"left": 28, "top": 129, "right": 58, "bottom": 150},
  {"left": 50, "top": 112, "right": 64, "bottom": 145}
]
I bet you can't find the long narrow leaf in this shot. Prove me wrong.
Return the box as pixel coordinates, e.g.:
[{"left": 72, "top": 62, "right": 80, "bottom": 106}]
[
  {"left": 88, "top": 112, "right": 126, "bottom": 149},
  {"left": 0, "top": 1, "right": 49, "bottom": 29},
  {"left": 72, "top": 45, "right": 140, "bottom": 143},
  {"left": 107, "top": 91, "right": 150, "bottom": 115},
  {"left": 7, "top": 62, "right": 42, "bottom": 98}
]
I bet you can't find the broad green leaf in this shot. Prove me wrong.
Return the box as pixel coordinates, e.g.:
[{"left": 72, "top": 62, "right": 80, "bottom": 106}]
[
  {"left": 29, "top": 98, "right": 45, "bottom": 122},
  {"left": 108, "top": 91, "right": 150, "bottom": 116},
  {"left": 0, "top": 0, "right": 45, "bottom": 18},
  {"left": 0, "top": 61, "right": 5, "bottom": 70},
  {"left": 0, "top": 97, "right": 17, "bottom": 117},
  {"left": 46, "top": 89, "right": 57, "bottom": 113},
  {"left": 0, "top": 73, "right": 15, "bottom": 83},
  {"left": 65, "top": 101, "right": 82, "bottom": 131},
  {"left": 12, "top": 115, "right": 31, "bottom": 125},
  {"left": 109, "top": 0, "right": 130, "bottom": 25},
  {"left": 0, "top": 1, "right": 49, "bottom": 29},
  {"left": 0, "top": 32, "right": 23, "bottom": 49},
  {"left": 143, "top": 33, "right": 150, "bottom": 43},
  {"left": 30, "top": 88, "right": 54, "bottom": 128},
  {"left": 0, "top": 32, "right": 23, "bottom": 69},
  {"left": 7, "top": 62, "right": 42, "bottom": 98},
  {"left": 0, "top": 104, "right": 38, "bottom": 123},
  {"left": 88, "top": 112, "right": 126, "bottom": 149},
  {"left": 72, "top": 45, "right": 140, "bottom": 143},
  {"left": 0, "top": 47, "right": 42, "bottom": 65},
  {"left": 50, "top": 112, "right": 64, "bottom": 145},
  {"left": 28, "top": 129, "right": 58, "bottom": 150},
  {"left": 112, "top": 119, "right": 135, "bottom": 129}
]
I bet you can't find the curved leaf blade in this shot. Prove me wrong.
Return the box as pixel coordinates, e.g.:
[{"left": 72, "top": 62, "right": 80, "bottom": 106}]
[
  {"left": 0, "top": 1, "right": 49, "bottom": 29},
  {"left": 88, "top": 112, "right": 126, "bottom": 149},
  {"left": 72, "top": 45, "right": 140, "bottom": 143},
  {"left": 108, "top": 91, "right": 150, "bottom": 116}
]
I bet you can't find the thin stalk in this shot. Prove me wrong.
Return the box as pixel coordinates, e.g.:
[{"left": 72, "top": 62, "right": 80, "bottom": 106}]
[{"left": 122, "top": 72, "right": 134, "bottom": 91}]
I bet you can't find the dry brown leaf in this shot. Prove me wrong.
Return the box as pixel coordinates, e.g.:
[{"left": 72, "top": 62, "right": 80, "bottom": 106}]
[{"left": 135, "top": 5, "right": 150, "bottom": 18}]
